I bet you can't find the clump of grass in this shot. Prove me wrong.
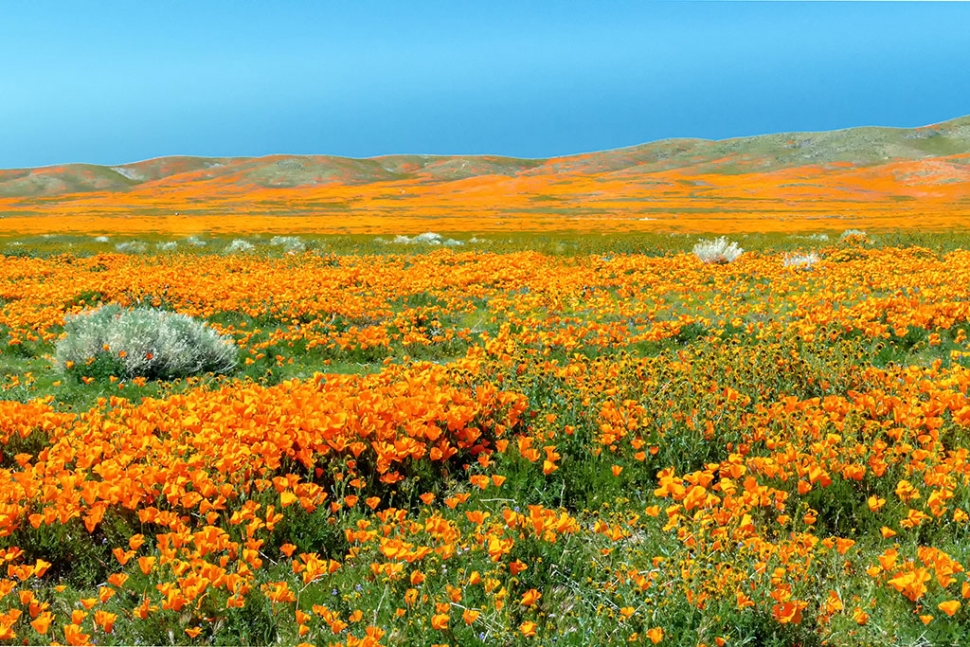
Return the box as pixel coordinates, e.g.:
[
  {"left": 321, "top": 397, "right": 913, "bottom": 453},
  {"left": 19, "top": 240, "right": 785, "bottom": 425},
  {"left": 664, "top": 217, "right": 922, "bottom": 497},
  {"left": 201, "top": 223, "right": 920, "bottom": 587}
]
[
  {"left": 783, "top": 252, "right": 821, "bottom": 270},
  {"left": 56, "top": 304, "right": 237, "bottom": 380},
  {"left": 692, "top": 236, "right": 743, "bottom": 264}
]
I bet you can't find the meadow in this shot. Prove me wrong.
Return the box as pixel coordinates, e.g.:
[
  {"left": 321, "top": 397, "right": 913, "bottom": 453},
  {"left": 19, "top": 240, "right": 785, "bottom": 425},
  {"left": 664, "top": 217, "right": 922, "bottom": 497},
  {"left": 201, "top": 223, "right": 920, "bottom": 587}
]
[{"left": 3, "top": 230, "right": 970, "bottom": 646}]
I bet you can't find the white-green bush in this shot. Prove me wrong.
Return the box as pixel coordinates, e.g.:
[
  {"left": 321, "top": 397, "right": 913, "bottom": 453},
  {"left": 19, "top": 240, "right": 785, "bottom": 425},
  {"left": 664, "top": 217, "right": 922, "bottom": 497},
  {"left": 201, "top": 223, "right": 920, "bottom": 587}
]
[
  {"left": 391, "top": 232, "right": 466, "bottom": 246},
  {"left": 225, "top": 239, "right": 255, "bottom": 253},
  {"left": 56, "top": 305, "right": 237, "bottom": 380},
  {"left": 783, "top": 252, "right": 820, "bottom": 270},
  {"left": 692, "top": 237, "right": 743, "bottom": 264},
  {"left": 413, "top": 232, "right": 443, "bottom": 244},
  {"left": 156, "top": 241, "right": 178, "bottom": 251},
  {"left": 115, "top": 240, "right": 147, "bottom": 253},
  {"left": 270, "top": 236, "right": 306, "bottom": 253},
  {"left": 840, "top": 229, "right": 867, "bottom": 241}
]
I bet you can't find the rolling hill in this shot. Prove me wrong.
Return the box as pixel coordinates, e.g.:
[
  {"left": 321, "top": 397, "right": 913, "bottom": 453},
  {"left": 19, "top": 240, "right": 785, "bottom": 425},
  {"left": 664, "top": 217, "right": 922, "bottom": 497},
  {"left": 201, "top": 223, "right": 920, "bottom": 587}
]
[{"left": 1, "top": 115, "right": 969, "bottom": 235}]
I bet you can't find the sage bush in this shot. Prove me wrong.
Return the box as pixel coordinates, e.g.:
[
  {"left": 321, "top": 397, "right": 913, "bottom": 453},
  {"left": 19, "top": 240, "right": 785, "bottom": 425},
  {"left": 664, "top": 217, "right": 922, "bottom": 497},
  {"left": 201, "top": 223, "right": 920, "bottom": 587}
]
[{"left": 56, "top": 304, "right": 237, "bottom": 380}]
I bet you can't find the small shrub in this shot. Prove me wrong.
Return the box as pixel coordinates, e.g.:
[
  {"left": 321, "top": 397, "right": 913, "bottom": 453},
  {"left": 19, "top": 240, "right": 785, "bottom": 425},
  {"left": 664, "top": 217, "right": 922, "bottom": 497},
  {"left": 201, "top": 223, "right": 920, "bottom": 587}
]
[
  {"left": 56, "top": 304, "right": 237, "bottom": 380},
  {"left": 392, "top": 232, "right": 448, "bottom": 246},
  {"left": 225, "top": 239, "right": 255, "bottom": 253},
  {"left": 692, "top": 237, "right": 743, "bottom": 264},
  {"left": 840, "top": 229, "right": 868, "bottom": 245},
  {"left": 269, "top": 236, "right": 306, "bottom": 253},
  {"left": 114, "top": 240, "right": 147, "bottom": 253},
  {"left": 156, "top": 241, "right": 178, "bottom": 251},
  {"left": 186, "top": 235, "right": 207, "bottom": 247},
  {"left": 782, "top": 252, "right": 820, "bottom": 270},
  {"left": 413, "top": 232, "right": 443, "bottom": 245}
]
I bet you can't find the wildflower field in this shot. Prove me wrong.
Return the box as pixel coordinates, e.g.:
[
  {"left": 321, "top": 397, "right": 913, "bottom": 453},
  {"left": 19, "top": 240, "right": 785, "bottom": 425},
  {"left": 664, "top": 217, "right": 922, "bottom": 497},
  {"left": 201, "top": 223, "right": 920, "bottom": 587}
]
[{"left": 4, "top": 231, "right": 970, "bottom": 646}]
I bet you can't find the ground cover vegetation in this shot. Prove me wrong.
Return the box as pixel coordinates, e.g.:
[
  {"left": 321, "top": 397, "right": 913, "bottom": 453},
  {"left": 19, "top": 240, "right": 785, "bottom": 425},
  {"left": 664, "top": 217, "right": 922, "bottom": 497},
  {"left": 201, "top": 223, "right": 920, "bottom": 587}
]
[{"left": 3, "top": 232, "right": 970, "bottom": 645}]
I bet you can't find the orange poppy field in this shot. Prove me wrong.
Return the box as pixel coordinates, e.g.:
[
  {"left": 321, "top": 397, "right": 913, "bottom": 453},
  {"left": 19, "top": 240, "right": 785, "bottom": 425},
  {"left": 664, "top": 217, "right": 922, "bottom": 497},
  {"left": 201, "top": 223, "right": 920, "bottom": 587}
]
[{"left": 2, "top": 231, "right": 970, "bottom": 646}]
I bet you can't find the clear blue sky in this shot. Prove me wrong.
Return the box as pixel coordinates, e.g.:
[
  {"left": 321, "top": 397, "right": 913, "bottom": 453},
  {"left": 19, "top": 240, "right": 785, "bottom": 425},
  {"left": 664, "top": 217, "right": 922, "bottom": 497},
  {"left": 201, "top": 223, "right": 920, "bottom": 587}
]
[{"left": 2, "top": 1, "right": 969, "bottom": 168}]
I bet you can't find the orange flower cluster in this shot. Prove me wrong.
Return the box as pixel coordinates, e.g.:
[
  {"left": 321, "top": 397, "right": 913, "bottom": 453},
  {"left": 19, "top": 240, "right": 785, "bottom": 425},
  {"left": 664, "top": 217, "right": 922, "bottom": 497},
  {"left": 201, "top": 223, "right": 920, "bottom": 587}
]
[
  {"left": 2, "top": 246, "right": 970, "bottom": 362},
  {"left": 1, "top": 358, "right": 526, "bottom": 536}
]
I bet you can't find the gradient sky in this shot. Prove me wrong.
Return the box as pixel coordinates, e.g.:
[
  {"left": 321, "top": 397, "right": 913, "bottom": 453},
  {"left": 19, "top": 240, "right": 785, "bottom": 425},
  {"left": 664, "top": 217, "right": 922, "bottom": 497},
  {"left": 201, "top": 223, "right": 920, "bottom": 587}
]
[{"left": 2, "top": 1, "right": 969, "bottom": 168}]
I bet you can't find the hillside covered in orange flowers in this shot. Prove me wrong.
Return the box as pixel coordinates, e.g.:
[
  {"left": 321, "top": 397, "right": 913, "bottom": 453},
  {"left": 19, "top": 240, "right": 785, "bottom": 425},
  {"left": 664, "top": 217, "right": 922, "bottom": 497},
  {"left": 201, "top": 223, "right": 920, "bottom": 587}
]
[{"left": 1, "top": 116, "right": 969, "bottom": 236}]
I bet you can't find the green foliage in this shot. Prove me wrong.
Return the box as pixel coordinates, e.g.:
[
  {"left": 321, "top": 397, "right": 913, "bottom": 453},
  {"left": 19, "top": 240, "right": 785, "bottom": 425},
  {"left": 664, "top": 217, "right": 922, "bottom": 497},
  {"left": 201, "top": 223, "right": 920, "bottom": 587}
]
[{"left": 10, "top": 514, "right": 135, "bottom": 588}]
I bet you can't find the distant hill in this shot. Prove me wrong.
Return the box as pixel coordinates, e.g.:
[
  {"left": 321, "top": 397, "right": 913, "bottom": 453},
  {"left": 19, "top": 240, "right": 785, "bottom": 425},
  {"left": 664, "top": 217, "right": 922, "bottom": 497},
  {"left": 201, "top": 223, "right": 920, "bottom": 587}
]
[
  {"left": 1, "top": 115, "right": 969, "bottom": 236},
  {"left": 2, "top": 115, "right": 969, "bottom": 199}
]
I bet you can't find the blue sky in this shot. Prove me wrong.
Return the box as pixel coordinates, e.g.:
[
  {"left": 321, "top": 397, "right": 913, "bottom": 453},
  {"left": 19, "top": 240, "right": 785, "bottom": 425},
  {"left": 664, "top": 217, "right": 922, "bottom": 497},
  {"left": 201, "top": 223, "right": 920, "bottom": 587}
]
[{"left": 2, "top": 1, "right": 969, "bottom": 168}]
